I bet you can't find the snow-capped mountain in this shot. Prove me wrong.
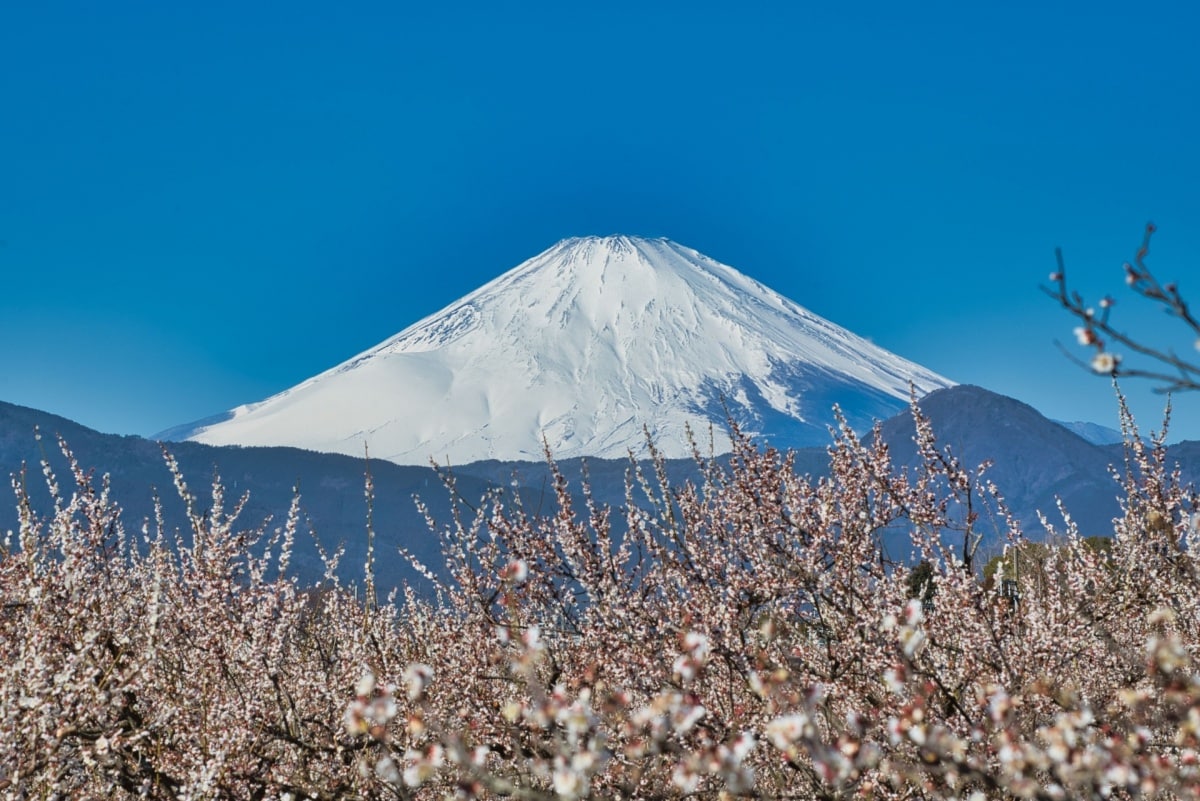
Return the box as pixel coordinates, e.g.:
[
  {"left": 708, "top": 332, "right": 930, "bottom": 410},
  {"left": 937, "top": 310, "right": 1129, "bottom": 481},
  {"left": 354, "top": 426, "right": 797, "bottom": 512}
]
[{"left": 168, "top": 236, "right": 954, "bottom": 464}]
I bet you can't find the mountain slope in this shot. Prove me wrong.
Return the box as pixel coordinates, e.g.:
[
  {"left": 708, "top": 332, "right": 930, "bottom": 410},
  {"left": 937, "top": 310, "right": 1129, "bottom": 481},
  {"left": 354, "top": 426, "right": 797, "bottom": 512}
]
[
  {"left": 4, "top": 389, "right": 1196, "bottom": 589},
  {"left": 0, "top": 400, "right": 492, "bottom": 591},
  {"left": 877, "top": 385, "right": 1135, "bottom": 544},
  {"left": 169, "top": 236, "right": 952, "bottom": 465}
]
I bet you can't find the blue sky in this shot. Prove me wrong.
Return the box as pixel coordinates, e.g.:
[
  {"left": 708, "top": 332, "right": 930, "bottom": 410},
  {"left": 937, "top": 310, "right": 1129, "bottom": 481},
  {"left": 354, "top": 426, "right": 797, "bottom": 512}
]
[{"left": 3, "top": 1, "right": 1199, "bottom": 442}]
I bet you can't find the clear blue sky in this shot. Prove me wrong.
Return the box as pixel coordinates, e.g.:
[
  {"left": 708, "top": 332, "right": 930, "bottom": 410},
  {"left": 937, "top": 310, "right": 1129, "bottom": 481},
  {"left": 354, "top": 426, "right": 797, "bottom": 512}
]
[{"left": 3, "top": 1, "right": 1200, "bottom": 441}]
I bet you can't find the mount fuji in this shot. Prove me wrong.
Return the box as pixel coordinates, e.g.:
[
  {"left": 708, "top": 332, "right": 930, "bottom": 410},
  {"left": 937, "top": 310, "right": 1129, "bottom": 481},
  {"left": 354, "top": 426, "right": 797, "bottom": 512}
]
[{"left": 166, "top": 236, "right": 954, "bottom": 465}]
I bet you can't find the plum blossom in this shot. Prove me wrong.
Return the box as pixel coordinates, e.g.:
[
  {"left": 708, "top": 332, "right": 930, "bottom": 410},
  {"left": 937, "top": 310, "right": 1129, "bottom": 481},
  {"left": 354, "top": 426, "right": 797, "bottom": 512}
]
[
  {"left": 1091, "top": 351, "right": 1119, "bottom": 373},
  {"left": 9, "top": 377, "right": 1200, "bottom": 800},
  {"left": 402, "top": 663, "right": 434, "bottom": 701}
]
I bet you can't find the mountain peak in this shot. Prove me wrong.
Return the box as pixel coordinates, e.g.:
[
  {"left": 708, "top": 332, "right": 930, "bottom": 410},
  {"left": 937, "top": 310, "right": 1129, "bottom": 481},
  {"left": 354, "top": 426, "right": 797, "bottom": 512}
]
[
  {"left": 518, "top": 235, "right": 715, "bottom": 284},
  {"left": 171, "top": 238, "right": 954, "bottom": 465},
  {"left": 559, "top": 233, "right": 667, "bottom": 250},
  {"left": 548, "top": 235, "right": 657, "bottom": 271},
  {"left": 560, "top": 233, "right": 660, "bottom": 248}
]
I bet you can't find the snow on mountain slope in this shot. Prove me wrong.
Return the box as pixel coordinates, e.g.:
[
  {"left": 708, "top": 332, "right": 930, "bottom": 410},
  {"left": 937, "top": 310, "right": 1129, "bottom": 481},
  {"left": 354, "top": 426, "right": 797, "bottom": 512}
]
[{"left": 171, "top": 236, "right": 954, "bottom": 464}]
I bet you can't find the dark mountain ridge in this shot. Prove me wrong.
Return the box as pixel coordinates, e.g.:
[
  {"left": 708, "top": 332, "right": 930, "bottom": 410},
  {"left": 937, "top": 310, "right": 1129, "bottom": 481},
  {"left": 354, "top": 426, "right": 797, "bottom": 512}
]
[{"left": 1, "top": 386, "right": 1194, "bottom": 589}]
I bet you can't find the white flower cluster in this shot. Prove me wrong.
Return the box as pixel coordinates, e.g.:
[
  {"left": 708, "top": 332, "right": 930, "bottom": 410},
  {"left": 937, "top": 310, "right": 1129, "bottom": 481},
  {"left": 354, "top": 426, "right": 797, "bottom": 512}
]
[{"left": 672, "top": 630, "right": 711, "bottom": 682}]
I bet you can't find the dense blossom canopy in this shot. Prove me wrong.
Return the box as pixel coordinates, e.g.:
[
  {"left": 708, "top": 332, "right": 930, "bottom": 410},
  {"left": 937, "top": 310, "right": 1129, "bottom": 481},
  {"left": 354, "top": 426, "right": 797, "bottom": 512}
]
[{"left": 3, "top": 387, "right": 1199, "bottom": 799}]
